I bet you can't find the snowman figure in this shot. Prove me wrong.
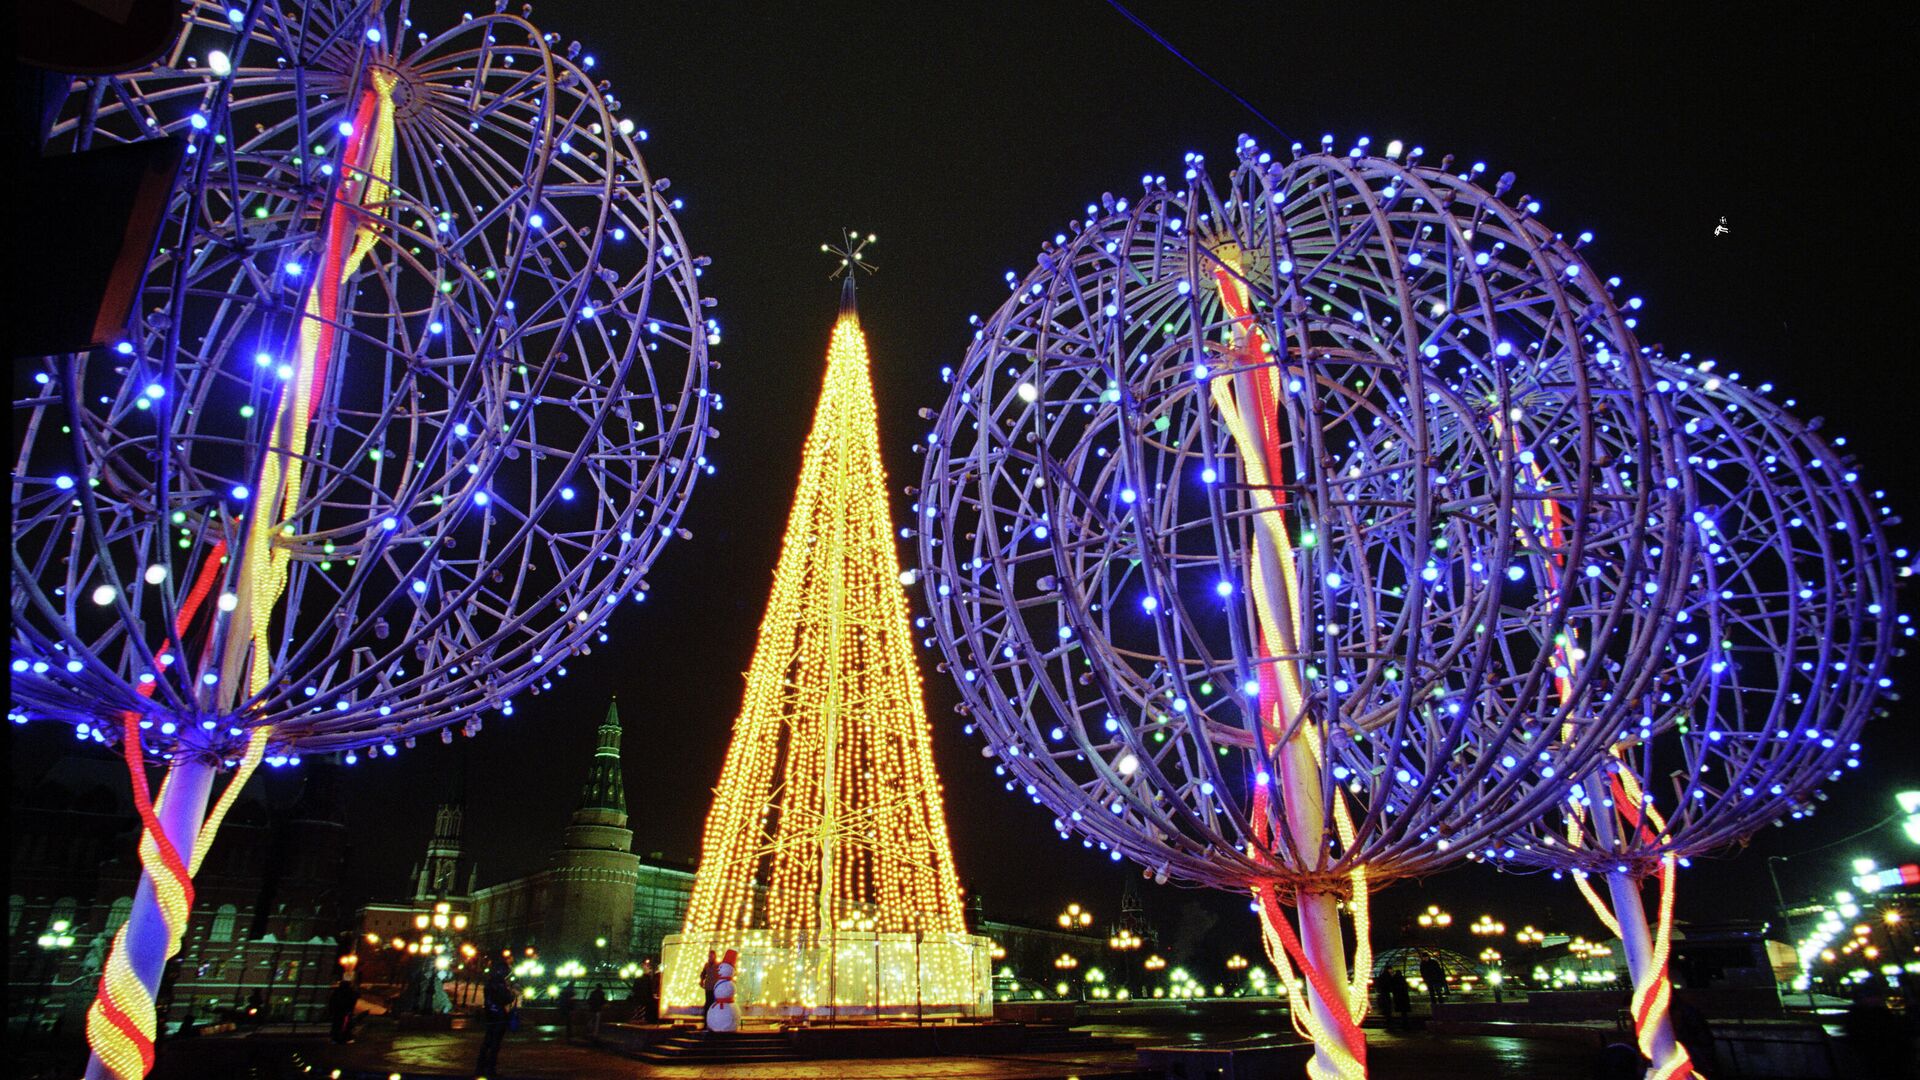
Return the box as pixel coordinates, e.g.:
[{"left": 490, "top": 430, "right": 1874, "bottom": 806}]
[{"left": 706, "top": 949, "right": 739, "bottom": 1032}]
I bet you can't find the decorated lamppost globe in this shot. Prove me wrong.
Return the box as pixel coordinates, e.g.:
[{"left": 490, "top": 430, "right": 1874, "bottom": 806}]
[
  {"left": 917, "top": 134, "right": 1692, "bottom": 1078},
  {"left": 11, "top": 3, "right": 714, "bottom": 1076},
  {"left": 1506, "top": 356, "right": 1899, "bottom": 1078}
]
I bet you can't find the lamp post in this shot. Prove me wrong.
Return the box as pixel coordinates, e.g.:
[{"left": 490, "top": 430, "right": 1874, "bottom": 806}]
[
  {"left": 1470, "top": 915, "right": 1506, "bottom": 937},
  {"left": 1053, "top": 952, "right": 1080, "bottom": 1000},
  {"left": 1417, "top": 905, "right": 1453, "bottom": 930},
  {"left": 1225, "top": 954, "right": 1250, "bottom": 995},
  {"left": 1107, "top": 929, "right": 1141, "bottom": 997},
  {"left": 1057, "top": 904, "right": 1093, "bottom": 931},
  {"left": 27, "top": 920, "right": 77, "bottom": 1040},
  {"left": 1766, "top": 855, "right": 1819, "bottom": 1009}
]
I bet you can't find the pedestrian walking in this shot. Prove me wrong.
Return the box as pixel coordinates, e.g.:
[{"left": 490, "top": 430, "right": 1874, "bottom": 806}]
[
  {"left": 1419, "top": 956, "right": 1446, "bottom": 1008},
  {"left": 1390, "top": 968, "right": 1412, "bottom": 1023},
  {"left": 639, "top": 959, "right": 661, "bottom": 1024},
  {"left": 326, "top": 979, "right": 357, "bottom": 1044},
  {"left": 559, "top": 980, "right": 577, "bottom": 1039},
  {"left": 1376, "top": 970, "right": 1398, "bottom": 1030},
  {"left": 586, "top": 986, "right": 607, "bottom": 1040},
  {"left": 475, "top": 956, "right": 517, "bottom": 1077}
]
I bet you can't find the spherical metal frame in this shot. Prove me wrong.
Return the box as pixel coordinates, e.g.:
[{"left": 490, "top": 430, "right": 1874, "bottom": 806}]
[
  {"left": 1511, "top": 356, "right": 1899, "bottom": 875},
  {"left": 917, "top": 136, "right": 1693, "bottom": 893},
  {"left": 10, "top": 0, "right": 713, "bottom": 761}
]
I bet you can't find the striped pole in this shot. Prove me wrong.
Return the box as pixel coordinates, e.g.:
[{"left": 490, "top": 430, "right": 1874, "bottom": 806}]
[
  {"left": 83, "top": 758, "right": 215, "bottom": 1080},
  {"left": 83, "top": 63, "right": 397, "bottom": 1080}
]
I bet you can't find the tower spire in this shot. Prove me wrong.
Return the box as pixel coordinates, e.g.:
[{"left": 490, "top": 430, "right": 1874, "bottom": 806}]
[
  {"left": 577, "top": 696, "right": 627, "bottom": 816},
  {"left": 416, "top": 744, "right": 470, "bottom": 900}
]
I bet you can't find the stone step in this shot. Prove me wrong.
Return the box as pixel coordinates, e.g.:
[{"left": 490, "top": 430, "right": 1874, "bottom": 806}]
[{"left": 628, "top": 1030, "right": 805, "bottom": 1064}]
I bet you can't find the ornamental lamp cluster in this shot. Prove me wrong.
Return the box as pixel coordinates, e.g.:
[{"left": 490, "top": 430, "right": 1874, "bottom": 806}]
[
  {"left": 37, "top": 921, "right": 76, "bottom": 950},
  {"left": 1058, "top": 903, "right": 1094, "bottom": 930},
  {"left": 413, "top": 901, "right": 468, "bottom": 933},
  {"left": 1568, "top": 937, "right": 1612, "bottom": 961},
  {"left": 1470, "top": 915, "right": 1506, "bottom": 937},
  {"left": 1418, "top": 905, "right": 1453, "bottom": 929}
]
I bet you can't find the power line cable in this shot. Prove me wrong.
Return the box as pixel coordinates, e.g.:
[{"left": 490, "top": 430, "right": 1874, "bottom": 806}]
[
  {"left": 1768, "top": 809, "right": 1903, "bottom": 864},
  {"left": 1102, "top": 0, "right": 1292, "bottom": 147}
]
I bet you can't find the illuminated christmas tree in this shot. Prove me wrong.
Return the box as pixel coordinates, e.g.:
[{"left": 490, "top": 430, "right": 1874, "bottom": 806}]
[{"left": 662, "top": 234, "right": 989, "bottom": 1020}]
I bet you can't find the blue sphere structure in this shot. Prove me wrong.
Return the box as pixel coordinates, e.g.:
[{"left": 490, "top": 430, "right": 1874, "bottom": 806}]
[
  {"left": 1514, "top": 355, "right": 1900, "bottom": 875},
  {"left": 915, "top": 135, "right": 1693, "bottom": 894},
  {"left": 11, "top": 0, "right": 714, "bottom": 763}
]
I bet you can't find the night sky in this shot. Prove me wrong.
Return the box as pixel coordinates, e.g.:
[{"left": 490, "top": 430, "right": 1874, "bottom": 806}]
[{"left": 13, "top": 3, "right": 1918, "bottom": 967}]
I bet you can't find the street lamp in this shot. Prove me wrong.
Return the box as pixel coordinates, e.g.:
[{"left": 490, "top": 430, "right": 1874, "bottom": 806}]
[
  {"left": 1058, "top": 903, "right": 1093, "bottom": 930},
  {"left": 1053, "top": 953, "right": 1079, "bottom": 970},
  {"left": 1086, "top": 967, "right": 1108, "bottom": 998},
  {"left": 1143, "top": 954, "right": 1166, "bottom": 972},
  {"left": 1108, "top": 929, "right": 1143, "bottom": 952},
  {"left": 35, "top": 920, "right": 76, "bottom": 950},
  {"left": 1226, "top": 954, "right": 1249, "bottom": 971},
  {"left": 1470, "top": 915, "right": 1506, "bottom": 937},
  {"left": 1417, "top": 905, "right": 1453, "bottom": 929},
  {"left": 29, "top": 920, "right": 76, "bottom": 1038},
  {"left": 1898, "top": 791, "right": 1920, "bottom": 845},
  {"left": 1514, "top": 925, "right": 1545, "bottom": 947}
]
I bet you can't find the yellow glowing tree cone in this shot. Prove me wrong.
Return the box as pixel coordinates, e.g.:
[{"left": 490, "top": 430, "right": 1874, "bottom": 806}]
[{"left": 671, "top": 284, "right": 974, "bottom": 1016}]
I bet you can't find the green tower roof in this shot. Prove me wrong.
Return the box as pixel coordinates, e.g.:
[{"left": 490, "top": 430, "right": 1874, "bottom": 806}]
[{"left": 576, "top": 697, "right": 627, "bottom": 815}]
